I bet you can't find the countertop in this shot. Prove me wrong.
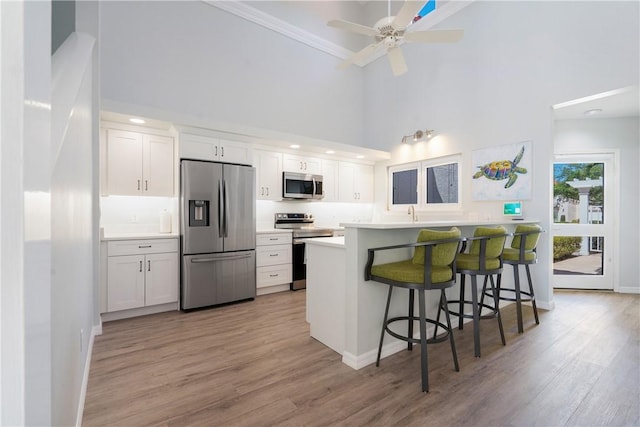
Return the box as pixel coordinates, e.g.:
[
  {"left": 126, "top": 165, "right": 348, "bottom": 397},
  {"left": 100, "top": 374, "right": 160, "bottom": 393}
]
[
  {"left": 256, "top": 228, "right": 293, "bottom": 234},
  {"left": 302, "top": 236, "right": 345, "bottom": 248},
  {"left": 339, "top": 218, "right": 540, "bottom": 229},
  {"left": 101, "top": 231, "right": 180, "bottom": 241}
]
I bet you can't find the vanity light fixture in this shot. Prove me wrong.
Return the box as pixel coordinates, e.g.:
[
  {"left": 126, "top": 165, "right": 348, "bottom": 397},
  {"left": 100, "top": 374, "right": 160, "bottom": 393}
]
[
  {"left": 325, "top": 150, "right": 335, "bottom": 154},
  {"left": 356, "top": 155, "right": 365, "bottom": 159},
  {"left": 290, "top": 144, "right": 301, "bottom": 149},
  {"left": 129, "top": 118, "right": 145, "bottom": 124},
  {"left": 401, "top": 129, "right": 435, "bottom": 144}
]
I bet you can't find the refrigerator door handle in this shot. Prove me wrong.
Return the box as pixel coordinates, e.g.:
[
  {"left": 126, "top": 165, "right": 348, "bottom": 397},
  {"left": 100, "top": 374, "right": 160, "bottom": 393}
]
[
  {"left": 223, "top": 179, "right": 230, "bottom": 237},
  {"left": 191, "top": 253, "right": 253, "bottom": 263},
  {"left": 218, "top": 180, "right": 224, "bottom": 238}
]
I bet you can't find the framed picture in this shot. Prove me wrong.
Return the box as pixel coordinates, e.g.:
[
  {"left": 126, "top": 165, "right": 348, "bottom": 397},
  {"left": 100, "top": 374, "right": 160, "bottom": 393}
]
[{"left": 471, "top": 141, "right": 532, "bottom": 201}]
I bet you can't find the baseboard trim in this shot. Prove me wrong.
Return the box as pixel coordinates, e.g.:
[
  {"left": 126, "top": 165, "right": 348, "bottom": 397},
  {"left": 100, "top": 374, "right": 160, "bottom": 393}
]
[
  {"left": 618, "top": 286, "right": 640, "bottom": 294},
  {"left": 76, "top": 324, "right": 100, "bottom": 426},
  {"left": 101, "top": 302, "right": 179, "bottom": 322}
]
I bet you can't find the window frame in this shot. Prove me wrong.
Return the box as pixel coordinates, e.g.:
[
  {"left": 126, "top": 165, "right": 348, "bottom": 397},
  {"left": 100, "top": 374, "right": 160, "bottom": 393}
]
[{"left": 387, "top": 154, "right": 463, "bottom": 212}]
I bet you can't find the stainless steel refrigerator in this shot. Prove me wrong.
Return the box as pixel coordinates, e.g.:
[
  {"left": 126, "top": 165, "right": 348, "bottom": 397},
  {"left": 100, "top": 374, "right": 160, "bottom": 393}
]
[{"left": 180, "top": 159, "right": 256, "bottom": 310}]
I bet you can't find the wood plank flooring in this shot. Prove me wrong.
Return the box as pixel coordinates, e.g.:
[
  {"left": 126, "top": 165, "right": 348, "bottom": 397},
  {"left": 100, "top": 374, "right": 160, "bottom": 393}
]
[{"left": 83, "top": 290, "right": 640, "bottom": 426}]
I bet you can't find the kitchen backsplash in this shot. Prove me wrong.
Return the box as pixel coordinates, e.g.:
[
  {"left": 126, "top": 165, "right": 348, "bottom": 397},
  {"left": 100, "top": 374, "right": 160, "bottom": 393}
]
[
  {"left": 100, "top": 195, "right": 373, "bottom": 234},
  {"left": 100, "top": 195, "right": 178, "bottom": 234}
]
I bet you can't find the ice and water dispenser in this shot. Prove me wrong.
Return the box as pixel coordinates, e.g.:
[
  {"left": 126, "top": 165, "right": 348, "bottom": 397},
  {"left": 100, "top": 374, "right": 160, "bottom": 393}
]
[{"left": 189, "top": 200, "right": 210, "bottom": 227}]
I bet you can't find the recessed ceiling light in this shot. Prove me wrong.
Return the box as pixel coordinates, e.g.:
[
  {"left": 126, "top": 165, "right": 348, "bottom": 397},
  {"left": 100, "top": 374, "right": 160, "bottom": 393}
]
[
  {"left": 325, "top": 150, "right": 335, "bottom": 154},
  {"left": 356, "top": 155, "right": 365, "bottom": 159},
  {"left": 129, "top": 118, "right": 145, "bottom": 124},
  {"left": 290, "top": 144, "right": 300, "bottom": 149},
  {"left": 583, "top": 108, "right": 603, "bottom": 116}
]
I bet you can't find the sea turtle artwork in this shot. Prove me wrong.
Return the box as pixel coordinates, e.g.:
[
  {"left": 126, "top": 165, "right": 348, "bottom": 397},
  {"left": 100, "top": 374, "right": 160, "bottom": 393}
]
[{"left": 473, "top": 146, "right": 528, "bottom": 189}]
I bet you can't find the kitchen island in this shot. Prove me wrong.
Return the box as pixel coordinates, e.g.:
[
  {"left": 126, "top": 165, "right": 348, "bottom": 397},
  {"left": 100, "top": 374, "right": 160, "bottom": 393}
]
[{"left": 305, "top": 219, "right": 544, "bottom": 370}]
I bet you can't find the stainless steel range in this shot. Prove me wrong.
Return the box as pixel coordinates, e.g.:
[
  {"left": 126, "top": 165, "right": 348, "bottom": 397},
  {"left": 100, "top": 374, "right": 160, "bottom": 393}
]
[{"left": 274, "top": 213, "right": 334, "bottom": 290}]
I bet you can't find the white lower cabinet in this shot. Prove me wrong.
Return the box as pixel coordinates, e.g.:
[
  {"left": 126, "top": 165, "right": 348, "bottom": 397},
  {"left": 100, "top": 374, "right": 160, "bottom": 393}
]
[
  {"left": 106, "top": 238, "right": 179, "bottom": 313},
  {"left": 256, "top": 232, "right": 292, "bottom": 295}
]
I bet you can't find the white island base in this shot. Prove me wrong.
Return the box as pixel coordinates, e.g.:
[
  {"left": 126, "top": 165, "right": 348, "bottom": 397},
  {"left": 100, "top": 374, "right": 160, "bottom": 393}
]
[{"left": 305, "top": 219, "right": 545, "bottom": 370}]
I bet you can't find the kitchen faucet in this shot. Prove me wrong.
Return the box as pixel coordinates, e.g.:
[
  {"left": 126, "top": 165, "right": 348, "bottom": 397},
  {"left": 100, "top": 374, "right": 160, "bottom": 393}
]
[{"left": 408, "top": 205, "right": 417, "bottom": 223}]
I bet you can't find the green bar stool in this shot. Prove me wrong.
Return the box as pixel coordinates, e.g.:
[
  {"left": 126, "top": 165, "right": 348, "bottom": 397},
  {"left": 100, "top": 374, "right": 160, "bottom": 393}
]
[
  {"left": 364, "top": 227, "right": 464, "bottom": 392},
  {"left": 486, "top": 224, "right": 544, "bottom": 333},
  {"left": 447, "top": 226, "right": 510, "bottom": 357}
]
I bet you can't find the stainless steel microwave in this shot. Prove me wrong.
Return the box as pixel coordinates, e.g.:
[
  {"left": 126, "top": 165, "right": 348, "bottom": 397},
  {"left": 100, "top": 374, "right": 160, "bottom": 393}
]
[{"left": 282, "top": 172, "right": 324, "bottom": 200}]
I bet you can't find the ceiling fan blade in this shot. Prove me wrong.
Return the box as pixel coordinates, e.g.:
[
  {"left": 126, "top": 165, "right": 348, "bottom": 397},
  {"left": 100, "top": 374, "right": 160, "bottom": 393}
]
[
  {"left": 387, "top": 46, "right": 408, "bottom": 76},
  {"left": 391, "top": 1, "right": 426, "bottom": 31},
  {"left": 327, "top": 19, "right": 378, "bottom": 37},
  {"left": 404, "top": 29, "right": 464, "bottom": 43},
  {"left": 337, "top": 42, "right": 381, "bottom": 70}
]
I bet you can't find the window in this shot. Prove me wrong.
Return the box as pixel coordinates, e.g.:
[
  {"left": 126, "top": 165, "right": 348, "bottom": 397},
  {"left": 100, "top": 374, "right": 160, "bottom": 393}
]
[{"left": 388, "top": 154, "right": 462, "bottom": 211}]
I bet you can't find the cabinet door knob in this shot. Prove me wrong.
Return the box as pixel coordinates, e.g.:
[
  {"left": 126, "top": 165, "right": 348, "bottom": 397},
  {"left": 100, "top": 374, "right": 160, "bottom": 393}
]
[
  {"left": 148, "top": 260, "right": 151, "bottom": 272},
  {"left": 139, "top": 260, "right": 143, "bottom": 272},
  {"left": 145, "top": 180, "right": 148, "bottom": 191},
  {"left": 221, "top": 146, "right": 224, "bottom": 157},
  {"left": 137, "top": 180, "right": 141, "bottom": 191}
]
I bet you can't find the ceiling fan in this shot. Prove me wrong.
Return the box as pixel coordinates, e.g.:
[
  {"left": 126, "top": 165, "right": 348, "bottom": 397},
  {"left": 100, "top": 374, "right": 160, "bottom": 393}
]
[{"left": 327, "top": 0, "right": 463, "bottom": 76}]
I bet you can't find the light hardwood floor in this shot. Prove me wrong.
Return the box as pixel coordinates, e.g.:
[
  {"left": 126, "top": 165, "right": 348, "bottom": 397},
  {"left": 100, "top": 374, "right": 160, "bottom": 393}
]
[{"left": 83, "top": 290, "right": 640, "bottom": 426}]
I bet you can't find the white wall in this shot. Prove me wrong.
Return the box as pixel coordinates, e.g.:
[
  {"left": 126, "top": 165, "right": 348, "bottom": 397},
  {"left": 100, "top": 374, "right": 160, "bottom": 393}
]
[
  {"left": 50, "top": 32, "right": 98, "bottom": 426},
  {"left": 362, "top": 1, "right": 639, "bottom": 307},
  {"left": 554, "top": 117, "right": 640, "bottom": 293},
  {"left": 99, "top": 1, "right": 364, "bottom": 147},
  {"left": 1, "top": 2, "right": 27, "bottom": 424}
]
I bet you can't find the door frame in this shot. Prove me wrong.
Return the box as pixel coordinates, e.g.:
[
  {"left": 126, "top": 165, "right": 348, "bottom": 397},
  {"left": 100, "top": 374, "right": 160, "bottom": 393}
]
[{"left": 551, "top": 150, "right": 620, "bottom": 291}]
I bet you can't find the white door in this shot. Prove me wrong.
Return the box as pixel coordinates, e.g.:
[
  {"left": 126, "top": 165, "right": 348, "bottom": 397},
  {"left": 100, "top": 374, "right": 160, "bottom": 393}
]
[
  {"left": 107, "top": 255, "right": 145, "bottom": 311},
  {"left": 106, "top": 130, "right": 143, "bottom": 195},
  {"left": 552, "top": 153, "right": 617, "bottom": 290},
  {"left": 145, "top": 252, "right": 179, "bottom": 306},
  {"left": 143, "top": 134, "right": 174, "bottom": 196},
  {"left": 254, "top": 149, "right": 282, "bottom": 200}
]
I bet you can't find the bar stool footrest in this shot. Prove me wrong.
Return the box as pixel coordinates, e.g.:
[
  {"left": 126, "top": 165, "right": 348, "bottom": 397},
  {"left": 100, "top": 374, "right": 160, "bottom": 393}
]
[
  {"left": 485, "top": 288, "right": 535, "bottom": 303},
  {"left": 385, "top": 316, "right": 451, "bottom": 345},
  {"left": 447, "top": 300, "right": 500, "bottom": 320}
]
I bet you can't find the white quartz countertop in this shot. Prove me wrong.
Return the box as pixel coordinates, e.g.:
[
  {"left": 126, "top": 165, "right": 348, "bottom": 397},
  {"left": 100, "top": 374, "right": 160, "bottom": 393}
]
[
  {"left": 101, "top": 231, "right": 179, "bottom": 241},
  {"left": 302, "top": 236, "right": 345, "bottom": 248},
  {"left": 339, "top": 219, "right": 540, "bottom": 229},
  {"left": 256, "top": 228, "right": 293, "bottom": 234}
]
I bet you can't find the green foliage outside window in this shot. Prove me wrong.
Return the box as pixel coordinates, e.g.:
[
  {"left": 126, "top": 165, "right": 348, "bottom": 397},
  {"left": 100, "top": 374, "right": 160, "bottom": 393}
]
[{"left": 553, "top": 236, "right": 582, "bottom": 261}]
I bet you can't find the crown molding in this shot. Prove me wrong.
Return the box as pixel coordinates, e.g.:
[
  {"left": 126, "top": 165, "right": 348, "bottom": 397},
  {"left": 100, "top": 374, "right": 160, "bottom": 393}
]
[
  {"left": 204, "top": 0, "right": 354, "bottom": 60},
  {"left": 202, "top": 0, "right": 473, "bottom": 70}
]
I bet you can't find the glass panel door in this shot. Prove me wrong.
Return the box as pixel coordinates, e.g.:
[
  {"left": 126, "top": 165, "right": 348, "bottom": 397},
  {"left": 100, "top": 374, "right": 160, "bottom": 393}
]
[{"left": 552, "top": 154, "right": 614, "bottom": 289}]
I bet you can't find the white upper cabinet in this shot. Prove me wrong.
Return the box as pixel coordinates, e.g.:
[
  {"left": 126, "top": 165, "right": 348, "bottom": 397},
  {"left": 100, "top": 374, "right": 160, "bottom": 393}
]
[
  {"left": 106, "top": 129, "right": 174, "bottom": 196},
  {"left": 253, "top": 149, "right": 282, "bottom": 201},
  {"left": 321, "top": 159, "right": 338, "bottom": 202},
  {"left": 282, "top": 153, "right": 322, "bottom": 175},
  {"left": 338, "top": 161, "right": 374, "bottom": 203},
  {"left": 179, "top": 133, "right": 250, "bottom": 165}
]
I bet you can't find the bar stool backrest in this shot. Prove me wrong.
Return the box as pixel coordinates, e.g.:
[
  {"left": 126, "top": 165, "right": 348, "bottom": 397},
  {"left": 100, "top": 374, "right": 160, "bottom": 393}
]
[
  {"left": 511, "top": 224, "right": 542, "bottom": 251},
  {"left": 412, "top": 227, "right": 462, "bottom": 266},
  {"left": 469, "top": 226, "right": 508, "bottom": 259}
]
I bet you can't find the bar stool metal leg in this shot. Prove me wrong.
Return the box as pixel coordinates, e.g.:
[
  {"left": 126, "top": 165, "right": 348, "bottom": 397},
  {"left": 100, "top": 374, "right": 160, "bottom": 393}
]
[
  {"left": 418, "top": 289, "right": 429, "bottom": 392},
  {"left": 525, "top": 264, "right": 540, "bottom": 325},
  {"left": 471, "top": 274, "right": 481, "bottom": 357},
  {"left": 441, "top": 290, "right": 459, "bottom": 372},
  {"left": 459, "top": 274, "right": 466, "bottom": 330},
  {"left": 377, "top": 286, "right": 393, "bottom": 366},
  {"left": 490, "top": 274, "right": 506, "bottom": 345}
]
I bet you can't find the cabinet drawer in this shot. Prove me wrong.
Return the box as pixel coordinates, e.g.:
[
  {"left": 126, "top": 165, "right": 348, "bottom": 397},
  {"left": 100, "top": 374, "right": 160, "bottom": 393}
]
[
  {"left": 107, "top": 239, "right": 178, "bottom": 257},
  {"left": 256, "top": 233, "right": 292, "bottom": 246},
  {"left": 256, "top": 244, "right": 292, "bottom": 267},
  {"left": 257, "top": 264, "right": 292, "bottom": 288}
]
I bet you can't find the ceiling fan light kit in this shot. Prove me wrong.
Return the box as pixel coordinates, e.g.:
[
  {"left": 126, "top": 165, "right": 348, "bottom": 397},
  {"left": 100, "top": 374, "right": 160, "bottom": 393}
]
[{"left": 327, "top": 0, "right": 464, "bottom": 76}]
